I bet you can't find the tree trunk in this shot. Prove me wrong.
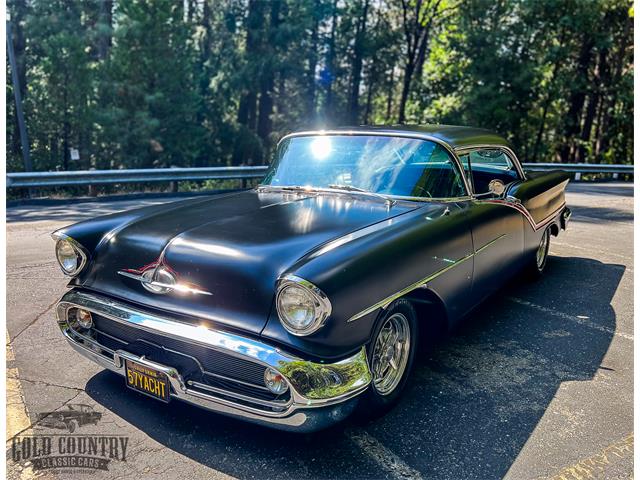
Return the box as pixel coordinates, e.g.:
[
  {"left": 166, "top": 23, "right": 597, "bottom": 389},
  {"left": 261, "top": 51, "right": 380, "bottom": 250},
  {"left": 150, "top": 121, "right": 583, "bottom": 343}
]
[
  {"left": 347, "top": 0, "right": 370, "bottom": 124},
  {"left": 363, "top": 66, "right": 374, "bottom": 125},
  {"left": 257, "top": 0, "right": 281, "bottom": 143},
  {"left": 578, "top": 87, "right": 599, "bottom": 163},
  {"left": 9, "top": 0, "right": 27, "bottom": 158},
  {"left": 324, "top": 0, "right": 339, "bottom": 122},
  {"left": 97, "top": 0, "right": 113, "bottom": 60},
  {"left": 237, "top": 0, "right": 263, "bottom": 130},
  {"left": 307, "top": 2, "right": 319, "bottom": 120},
  {"left": 597, "top": 11, "right": 631, "bottom": 160},
  {"left": 63, "top": 78, "right": 70, "bottom": 171},
  {"left": 398, "top": 61, "right": 414, "bottom": 123},
  {"left": 559, "top": 35, "right": 594, "bottom": 162},
  {"left": 385, "top": 70, "right": 394, "bottom": 122}
]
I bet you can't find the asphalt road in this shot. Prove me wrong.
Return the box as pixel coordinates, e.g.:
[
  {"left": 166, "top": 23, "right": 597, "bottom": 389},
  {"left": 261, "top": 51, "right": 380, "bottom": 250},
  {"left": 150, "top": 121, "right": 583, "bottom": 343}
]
[{"left": 6, "top": 183, "right": 634, "bottom": 480}]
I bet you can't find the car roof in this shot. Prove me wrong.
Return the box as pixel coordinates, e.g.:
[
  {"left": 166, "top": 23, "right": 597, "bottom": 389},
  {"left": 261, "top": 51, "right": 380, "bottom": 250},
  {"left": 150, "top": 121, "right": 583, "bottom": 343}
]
[{"left": 289, "top": 124, "right": 511, "bottom": 150}]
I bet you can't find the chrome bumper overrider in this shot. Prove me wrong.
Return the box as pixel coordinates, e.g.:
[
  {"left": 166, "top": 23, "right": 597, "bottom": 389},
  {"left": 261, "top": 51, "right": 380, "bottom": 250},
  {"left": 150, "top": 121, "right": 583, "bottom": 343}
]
[{"left": 56, "top": 290, "right": 371, "bottom": 432}]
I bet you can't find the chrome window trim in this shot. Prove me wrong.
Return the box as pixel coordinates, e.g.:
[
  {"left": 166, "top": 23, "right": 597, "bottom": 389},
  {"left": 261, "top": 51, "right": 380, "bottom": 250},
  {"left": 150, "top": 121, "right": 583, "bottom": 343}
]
[
  {"left": 275, "top": 274, "right": 332, "bottom": 336},
  {"left": 454, "top": 144, "right": 526, "bottom": 180},
  {"left": 274, "top": 130, "right": 474, "bottom": 199}
]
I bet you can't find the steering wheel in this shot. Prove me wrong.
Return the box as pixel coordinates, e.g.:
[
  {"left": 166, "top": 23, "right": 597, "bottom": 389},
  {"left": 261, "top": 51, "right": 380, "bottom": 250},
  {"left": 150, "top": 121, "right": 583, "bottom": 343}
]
[{"left": 411, "top": 186, "right": 432, "bottom": 198}]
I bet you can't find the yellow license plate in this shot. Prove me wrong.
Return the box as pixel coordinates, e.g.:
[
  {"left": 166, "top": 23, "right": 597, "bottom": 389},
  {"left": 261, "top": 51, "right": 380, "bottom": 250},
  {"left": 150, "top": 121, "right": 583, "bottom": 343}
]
[{"left": 125, "top": 360, "right": 170, "bottom": 402}]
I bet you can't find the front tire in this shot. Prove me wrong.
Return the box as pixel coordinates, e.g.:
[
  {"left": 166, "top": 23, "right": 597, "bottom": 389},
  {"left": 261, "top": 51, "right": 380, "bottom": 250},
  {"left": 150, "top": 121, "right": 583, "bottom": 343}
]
[{"left": 359, "top": 299, "right": 418, "bottom": 418}]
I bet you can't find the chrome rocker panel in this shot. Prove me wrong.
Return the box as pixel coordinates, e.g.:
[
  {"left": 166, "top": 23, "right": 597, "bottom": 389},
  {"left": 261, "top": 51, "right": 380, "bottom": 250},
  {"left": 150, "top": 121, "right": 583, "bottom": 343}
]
[{"left": 56, "top": 290, "right": 371, "bottom": 432}]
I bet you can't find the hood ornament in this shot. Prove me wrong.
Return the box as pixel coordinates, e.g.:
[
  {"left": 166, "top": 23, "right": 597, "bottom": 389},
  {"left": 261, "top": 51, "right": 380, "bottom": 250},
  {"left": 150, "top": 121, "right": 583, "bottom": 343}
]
[{"left": 118, "top": 261, "right": 211, "bottom": 296}]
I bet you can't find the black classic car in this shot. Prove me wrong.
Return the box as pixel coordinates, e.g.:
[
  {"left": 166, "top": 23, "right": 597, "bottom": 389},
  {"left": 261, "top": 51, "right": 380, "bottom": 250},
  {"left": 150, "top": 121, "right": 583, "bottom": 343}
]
[
  {"left": 37, "top": 404, "right": 102, "bottom": 432},
  {"left": 52, "top": 125, "right": 571, "bottom": 432}
]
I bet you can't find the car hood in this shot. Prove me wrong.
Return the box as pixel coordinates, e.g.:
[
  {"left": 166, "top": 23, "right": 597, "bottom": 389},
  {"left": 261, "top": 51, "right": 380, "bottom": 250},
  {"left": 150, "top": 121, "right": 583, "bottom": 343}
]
[{"left": 76, "top": 190, "right": 417, "bottom": 334}]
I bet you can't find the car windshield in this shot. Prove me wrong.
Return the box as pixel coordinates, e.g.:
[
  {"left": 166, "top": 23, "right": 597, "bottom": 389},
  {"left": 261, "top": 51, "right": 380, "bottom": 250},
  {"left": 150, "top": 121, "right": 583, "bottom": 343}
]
[{"left": 261, "top": 135, "right": 467, "bottom": 199}]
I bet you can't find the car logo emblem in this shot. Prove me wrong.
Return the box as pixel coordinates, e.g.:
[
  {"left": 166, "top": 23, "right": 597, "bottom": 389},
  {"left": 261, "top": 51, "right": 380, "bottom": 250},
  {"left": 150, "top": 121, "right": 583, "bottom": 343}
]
[
  {"left": 117, "top": 261, "right": 211, "bottom": 296},
  {"left": 140, "top": 265, "right": 176, "bottom": 294}
]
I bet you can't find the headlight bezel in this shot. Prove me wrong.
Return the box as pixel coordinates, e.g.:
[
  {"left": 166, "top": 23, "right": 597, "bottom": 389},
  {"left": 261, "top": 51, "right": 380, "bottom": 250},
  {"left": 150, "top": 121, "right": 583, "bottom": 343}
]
[
  {"left": 275, "top": 275, "right": 332, "bottom": 336},
  {"left": 52, "top": 232, "right": 89, "bottom": 277}
]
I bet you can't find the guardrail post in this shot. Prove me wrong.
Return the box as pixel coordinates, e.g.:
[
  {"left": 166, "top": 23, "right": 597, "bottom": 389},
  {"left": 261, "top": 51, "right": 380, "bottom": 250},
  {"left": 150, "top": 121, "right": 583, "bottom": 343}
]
[
  {"left": 87, "top": 168, "right": 97, "bottom": 196},
  {"left": 169, "top": 166, "right": 179, "bottom": 193}
]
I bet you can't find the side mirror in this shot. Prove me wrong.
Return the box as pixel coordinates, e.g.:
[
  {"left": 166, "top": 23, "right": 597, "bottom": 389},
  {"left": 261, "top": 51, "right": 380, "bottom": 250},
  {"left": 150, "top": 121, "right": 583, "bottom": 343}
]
[{"left": 488, "top": 179, "right": 506, "bottom": 196}]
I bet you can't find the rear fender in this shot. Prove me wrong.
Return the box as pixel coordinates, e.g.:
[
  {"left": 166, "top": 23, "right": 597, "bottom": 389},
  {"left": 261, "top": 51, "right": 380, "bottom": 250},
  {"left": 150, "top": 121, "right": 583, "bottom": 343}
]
[{"left": 508, "top": 170, "right": 570, "bottom": 226}]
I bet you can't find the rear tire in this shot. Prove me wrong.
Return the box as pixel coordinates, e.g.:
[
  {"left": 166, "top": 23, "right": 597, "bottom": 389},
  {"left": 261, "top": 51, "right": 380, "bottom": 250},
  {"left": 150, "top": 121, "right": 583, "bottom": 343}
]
[
  {"left": 357, "top": 299, "right": 418, "bottom": 419},
  {"left": 524, "top": 227, "right": 550, "bottom": 279}
]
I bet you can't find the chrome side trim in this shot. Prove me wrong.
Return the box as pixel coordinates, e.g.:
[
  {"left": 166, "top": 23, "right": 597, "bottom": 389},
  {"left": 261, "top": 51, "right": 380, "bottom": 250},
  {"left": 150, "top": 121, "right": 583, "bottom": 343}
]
[
  {"left": 475, "top": 233, "right": 507, "bottom": 254},
  {"left": 347, "top": 234, "right": 507, "bottom": 323},
  {"left": 56, "top": 290, "right": 370, "bottom": 407}
]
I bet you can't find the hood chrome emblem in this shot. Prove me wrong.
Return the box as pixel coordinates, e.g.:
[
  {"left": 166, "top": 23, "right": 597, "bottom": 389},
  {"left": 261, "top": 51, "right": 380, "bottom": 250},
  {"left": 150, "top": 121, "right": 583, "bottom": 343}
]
[
  {"left": 118, "top": 261, "right": 211, "bottom": 296},
  {"left": 140, "top": 265, "right": 176, "bottom": 294}
]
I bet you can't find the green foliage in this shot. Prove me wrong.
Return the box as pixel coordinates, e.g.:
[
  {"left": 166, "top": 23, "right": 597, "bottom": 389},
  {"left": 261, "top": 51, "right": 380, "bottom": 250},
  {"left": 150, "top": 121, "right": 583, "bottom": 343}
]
[{"left": 6, "top": 0, "right": 634, "bottom": 181}]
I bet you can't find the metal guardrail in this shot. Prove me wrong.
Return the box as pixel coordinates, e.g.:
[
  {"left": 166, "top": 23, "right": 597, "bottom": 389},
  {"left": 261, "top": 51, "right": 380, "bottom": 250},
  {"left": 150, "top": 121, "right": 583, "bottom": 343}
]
[
  {"left": 6, "top": 166, "right": 269, "bottom": 188},
  {"left": 522, "top": 163, "right": 633, "bottom": 174},
  {"left": 6, "top": 163, "right": 632, "bottom": 189}
]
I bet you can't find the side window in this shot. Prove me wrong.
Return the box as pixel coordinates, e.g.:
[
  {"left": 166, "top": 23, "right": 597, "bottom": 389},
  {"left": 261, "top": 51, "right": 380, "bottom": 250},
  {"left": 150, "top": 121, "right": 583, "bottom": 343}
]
[
  {"left": 462, "top": 149, "right": 520, "bottom": 194},
  {"left": 409, "top": 144, "right": 467, "bottom": 198}
]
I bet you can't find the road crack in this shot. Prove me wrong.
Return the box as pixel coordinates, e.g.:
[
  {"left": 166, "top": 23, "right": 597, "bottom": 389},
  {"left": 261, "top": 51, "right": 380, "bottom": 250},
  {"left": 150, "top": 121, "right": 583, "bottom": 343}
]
[
  {"left": 12, "top": 376, "right": 85, "bottom": 393},
  {"left": 7, "top": 299, "right": 59, "bottom": 345},
  {"left": 6, "top": 390, "right": 84, "bottom": 442}
]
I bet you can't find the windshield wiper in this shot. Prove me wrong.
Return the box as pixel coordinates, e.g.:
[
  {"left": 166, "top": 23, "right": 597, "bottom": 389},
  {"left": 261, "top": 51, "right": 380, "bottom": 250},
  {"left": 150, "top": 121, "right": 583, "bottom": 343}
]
[
  {"left": 257, "top": 185, "right": 318, "bottom": 193},
  {"left": 327, "top": 184, "right": 396, "bottom": 206}
]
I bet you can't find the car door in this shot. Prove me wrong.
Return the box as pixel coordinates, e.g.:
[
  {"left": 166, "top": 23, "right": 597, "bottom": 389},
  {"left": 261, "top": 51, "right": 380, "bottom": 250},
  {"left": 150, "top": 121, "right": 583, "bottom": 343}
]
[{"left": 458, "top": 148, "right": 525, "bottom": 303}]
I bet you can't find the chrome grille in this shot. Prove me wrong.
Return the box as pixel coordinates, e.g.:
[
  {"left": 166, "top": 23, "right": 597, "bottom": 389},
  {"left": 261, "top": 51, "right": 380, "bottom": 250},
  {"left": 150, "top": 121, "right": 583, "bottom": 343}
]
[{"left": 91, "top": 313, "right": 267, "bottom": 386}]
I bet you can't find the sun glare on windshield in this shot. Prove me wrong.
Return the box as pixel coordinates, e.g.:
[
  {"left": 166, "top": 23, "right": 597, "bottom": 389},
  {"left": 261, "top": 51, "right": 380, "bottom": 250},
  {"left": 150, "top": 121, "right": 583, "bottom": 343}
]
[{"left": 310, "top": 136, "right": 332, "bottom": 159}]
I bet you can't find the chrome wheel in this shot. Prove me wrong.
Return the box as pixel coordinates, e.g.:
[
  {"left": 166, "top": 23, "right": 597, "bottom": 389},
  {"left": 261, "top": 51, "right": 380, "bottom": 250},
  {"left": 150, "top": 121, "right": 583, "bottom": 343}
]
[
  {"left": 536, "top": 230, "right": 550, "bottom": 271},
  {"left": 371, "top": 313, "right": 411, "bottom": 396}
]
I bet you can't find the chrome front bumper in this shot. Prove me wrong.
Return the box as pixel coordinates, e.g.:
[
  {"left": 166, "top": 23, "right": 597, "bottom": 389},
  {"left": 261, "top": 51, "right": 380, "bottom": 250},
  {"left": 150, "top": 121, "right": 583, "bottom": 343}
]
[{"left": 56, "top": 290, "right": 371, "bottom": 432}]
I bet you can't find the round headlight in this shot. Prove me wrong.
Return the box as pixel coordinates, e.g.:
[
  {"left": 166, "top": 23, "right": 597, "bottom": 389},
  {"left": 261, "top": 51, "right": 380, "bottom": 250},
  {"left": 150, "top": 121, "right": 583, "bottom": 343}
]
[
  {"left": 56, "top": 240, "right": 79, "bottom": 273},
  {"left": 276, "top": 276, "right": 331, "bottom": 336},
  {"left": 53, "top": 234, "right": 87, "bottom": 276}
]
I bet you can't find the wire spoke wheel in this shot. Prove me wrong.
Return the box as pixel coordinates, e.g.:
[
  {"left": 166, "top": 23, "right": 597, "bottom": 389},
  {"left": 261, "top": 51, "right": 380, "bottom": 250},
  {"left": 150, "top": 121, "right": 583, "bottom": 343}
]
[{"left": 370, "top": 313, "right": 411, "bottom": 395}]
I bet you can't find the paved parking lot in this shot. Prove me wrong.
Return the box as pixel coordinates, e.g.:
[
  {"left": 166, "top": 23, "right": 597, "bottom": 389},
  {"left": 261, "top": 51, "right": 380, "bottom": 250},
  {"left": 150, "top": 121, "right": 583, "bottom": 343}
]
[{"left": 6, "top": 182, "right": 633, "bottom": 479}]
